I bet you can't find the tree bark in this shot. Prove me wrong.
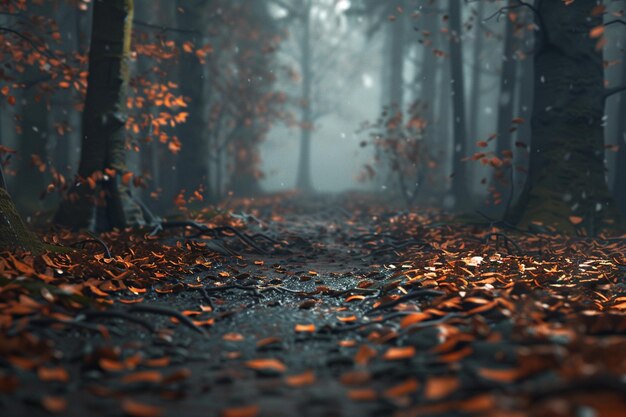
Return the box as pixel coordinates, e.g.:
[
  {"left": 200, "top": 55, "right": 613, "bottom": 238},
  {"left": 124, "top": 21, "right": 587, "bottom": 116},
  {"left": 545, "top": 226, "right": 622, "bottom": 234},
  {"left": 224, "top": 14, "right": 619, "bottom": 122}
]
[
  {"left": 468, "top": 0, "right": 485, "bottom": 143},
  {"left": 449, "top": 0, "right": 470, "bottom": 205},
  {"left": 14, "top": 71, "right": 48, "bottom": 215},
  {"left": 492, "top": 5, "right": 517, "bottom": 209},
  {"left": 0, "top": 147, "right": 42, "bottom": 253},
  {"left": 614, "top": 71, "right": 626, "bottom": 213},
  {"left": 509, "top": 0, "right": 620, "bottom": 234},
  {"left": 175, "top": 0, "right": 209, "bottom": 197},
  {"left": 388, "top": 0, "right": 406, "bottom": 109},
  {"left": 55, "top": 0, "right": 142, "bottom": 231}
]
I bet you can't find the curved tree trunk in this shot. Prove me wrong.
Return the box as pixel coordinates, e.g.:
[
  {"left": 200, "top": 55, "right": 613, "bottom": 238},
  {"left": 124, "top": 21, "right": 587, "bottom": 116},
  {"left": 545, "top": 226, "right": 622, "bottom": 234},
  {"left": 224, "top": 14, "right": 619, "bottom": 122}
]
[
  {"left": 509, "top": 0, "right": 620, "bottom": 234},
  {"left": 55, "top": 0, "right": 142, "bottom": 231}
]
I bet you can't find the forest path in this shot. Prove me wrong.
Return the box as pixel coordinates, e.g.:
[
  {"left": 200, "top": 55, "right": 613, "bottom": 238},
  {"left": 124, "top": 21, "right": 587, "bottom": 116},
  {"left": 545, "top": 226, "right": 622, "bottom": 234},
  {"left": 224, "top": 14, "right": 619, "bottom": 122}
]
[{"left": 4, "top": 194, "right": 626, "bottom": 417}]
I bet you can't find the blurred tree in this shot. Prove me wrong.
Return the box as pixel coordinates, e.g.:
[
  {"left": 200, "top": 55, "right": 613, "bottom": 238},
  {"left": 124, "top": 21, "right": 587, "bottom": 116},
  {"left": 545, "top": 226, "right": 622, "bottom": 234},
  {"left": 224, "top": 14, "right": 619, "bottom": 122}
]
[
  {"left": 509, "top": 0, "right": 620, "bottom": 234},
  {"left": 175, "top": 0, "right": 209, "bottom": 199},
  {"left": 448, "top": 0, "right": 470, "bottom": 206},
  {"left": 55, "top": 0, "right": 143, "bottom": 230}
]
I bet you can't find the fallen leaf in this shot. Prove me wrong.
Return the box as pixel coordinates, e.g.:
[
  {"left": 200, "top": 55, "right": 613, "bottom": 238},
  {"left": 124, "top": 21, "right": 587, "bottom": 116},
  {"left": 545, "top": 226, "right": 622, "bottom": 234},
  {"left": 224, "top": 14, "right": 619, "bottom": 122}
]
[
  {"left": 121, "top": 399, "right": 163, "bottom": 417},
  {"left": 245, "top": 358, "right": 287, "bottom": 374}
]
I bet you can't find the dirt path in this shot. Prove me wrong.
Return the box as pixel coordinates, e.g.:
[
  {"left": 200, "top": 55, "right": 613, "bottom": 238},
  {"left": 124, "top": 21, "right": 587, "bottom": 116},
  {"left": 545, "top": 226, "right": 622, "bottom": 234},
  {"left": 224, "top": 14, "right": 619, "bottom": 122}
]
[{"left": 3, "top": 196, "right": 626, "bottom": 417}]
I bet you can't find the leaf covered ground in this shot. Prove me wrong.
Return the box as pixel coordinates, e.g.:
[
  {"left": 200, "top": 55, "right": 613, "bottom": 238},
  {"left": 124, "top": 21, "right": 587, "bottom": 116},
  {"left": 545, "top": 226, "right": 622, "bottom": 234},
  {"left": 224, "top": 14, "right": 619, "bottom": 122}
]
[{"left": 1, "top": 193, "right": 626, "bottom": 417}]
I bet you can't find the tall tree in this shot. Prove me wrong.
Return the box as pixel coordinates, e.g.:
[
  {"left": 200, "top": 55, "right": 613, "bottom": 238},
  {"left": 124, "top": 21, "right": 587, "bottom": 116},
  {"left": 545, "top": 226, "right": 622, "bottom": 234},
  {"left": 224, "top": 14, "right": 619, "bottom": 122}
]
[
  {"left": 175, "top": 0, "right": 210, "bottom": 198},
  {"left": 492, "top": 3, "right": 517, "bottom": 210},
  {"left": 290, "top": 0, "right": 316, "bottom": 192},
  {"left": 509, "top": 0, "right": 620, "bottom": 233},
  {"left": 448, "top": 0, "right": 470, "bottom": 205},
  {"left": 614, "top": 63, "right": 626, "bottom": 213},
  {"left": 56, "top": 0, "right": 142, "bottom": 230}
]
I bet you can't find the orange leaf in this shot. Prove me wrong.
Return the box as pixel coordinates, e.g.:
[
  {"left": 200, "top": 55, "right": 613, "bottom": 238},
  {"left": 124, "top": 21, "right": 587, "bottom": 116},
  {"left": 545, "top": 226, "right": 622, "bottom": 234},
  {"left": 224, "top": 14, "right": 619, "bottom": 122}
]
[
  {"left": 569, "top": 215, "right": 584, "bottom": 225},
  {"left": 38, "top": 366, "right": 70, "bottom": 382},
  {"left": 478, "top": 367, "right": 521, "bottom": 382},
  {"left": 382, "top": 346, "right": 415, "bottom": 361},
  {"left": 294, "top": 323, "right": 315, "bottom": 333},
  {"left": 400, "top": 312, "right": 429, "bottom": 328},
  {"left": 424, "top": 376, "right": 460, "bottom": 400},
  {"left": 347, "top": 388, "right": 378, "bottom": 401},
  {"left": 42, "top": 396, "right": 67, "bottom": 414},
  {"left": 122, "top": 371, "right": 163, "bottom": 384},
  {"left": 121, "top": 399, "right": 163, "bottom": 417},
  {"left": 221, "top": 405, "right": 259, "bottom": 417},
  {"left": 122, "top": 172, "right": 134, "bottom": 186},
  {"left": 223, "top": 333, "right": 245, "bottom": 342},
  {"left": 285, "top": 371, "right": 315, "bottom": 387},
  {"left": 354, "top": 344, "right": 377, "bottom": 365},
  {"left": 590, "top": 25, "right": 605, "bottom": 38},
  {"left": 384, "top": 378, "right": 419, "bottom": 398},
  {"left": 245, "top": 358, "right": 286, "bottom": 374}
]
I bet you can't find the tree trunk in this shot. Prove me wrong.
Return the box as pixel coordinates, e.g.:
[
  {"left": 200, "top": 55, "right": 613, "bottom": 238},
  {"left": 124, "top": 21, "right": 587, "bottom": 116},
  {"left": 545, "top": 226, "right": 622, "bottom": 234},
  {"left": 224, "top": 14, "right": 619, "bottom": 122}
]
[
  {"left": 296, "top": 2, "right": 314, "bottom": 192},
  {"left": 14, "top": 76, "right": 48, "bottom": 215},
  {"left": 55, "top": 0, "right": 142, "bottom": 231},
  {"left": 468, "top": 0, "right": 485, "bottom": 143},
  {"left": 176, "top": 0, "right": 209, "bottom": 197},
  {"left": 509, "top": 0, "right": 620, "bottom": 234},
  {"left": 492, "top": 5, "right": 517, "bottom": 210},
  {"left": 0, "top": 155, "right": 42, "bottom": 253},
  {"left": 614, "top": 69, "right": 626, "bottom": 213},
  {"left": 449, "top": 0, "right": 470, "bottom": 206},
  {"left": 388, "top": 0, "right": 405, "bottom": 109}
]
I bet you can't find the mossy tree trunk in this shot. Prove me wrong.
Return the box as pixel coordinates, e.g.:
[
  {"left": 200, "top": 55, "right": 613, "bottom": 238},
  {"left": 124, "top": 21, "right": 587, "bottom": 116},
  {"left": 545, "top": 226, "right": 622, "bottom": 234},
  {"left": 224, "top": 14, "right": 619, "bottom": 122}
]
[
  {"left": 0, "top": 158, "right": 42, "bottom": 253},
  {"left": 508, "top": 0, "right": 620, "bottom": 234},
  {"left": 55, "top": 0, "right": 142, "bottom": 231}
]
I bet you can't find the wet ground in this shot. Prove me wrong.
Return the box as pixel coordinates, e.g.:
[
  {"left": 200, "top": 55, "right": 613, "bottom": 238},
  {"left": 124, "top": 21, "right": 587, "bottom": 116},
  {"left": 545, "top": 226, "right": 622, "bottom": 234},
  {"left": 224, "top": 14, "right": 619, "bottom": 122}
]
[{"left": 2, "top": 195, "right": 626, "bottom": 417}]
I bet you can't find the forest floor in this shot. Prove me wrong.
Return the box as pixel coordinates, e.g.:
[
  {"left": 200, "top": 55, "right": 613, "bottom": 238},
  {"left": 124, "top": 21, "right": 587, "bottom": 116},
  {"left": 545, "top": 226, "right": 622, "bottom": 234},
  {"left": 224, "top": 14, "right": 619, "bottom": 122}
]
[{"left": 1, "top": 193, "right": 626, "bottom": 417}]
